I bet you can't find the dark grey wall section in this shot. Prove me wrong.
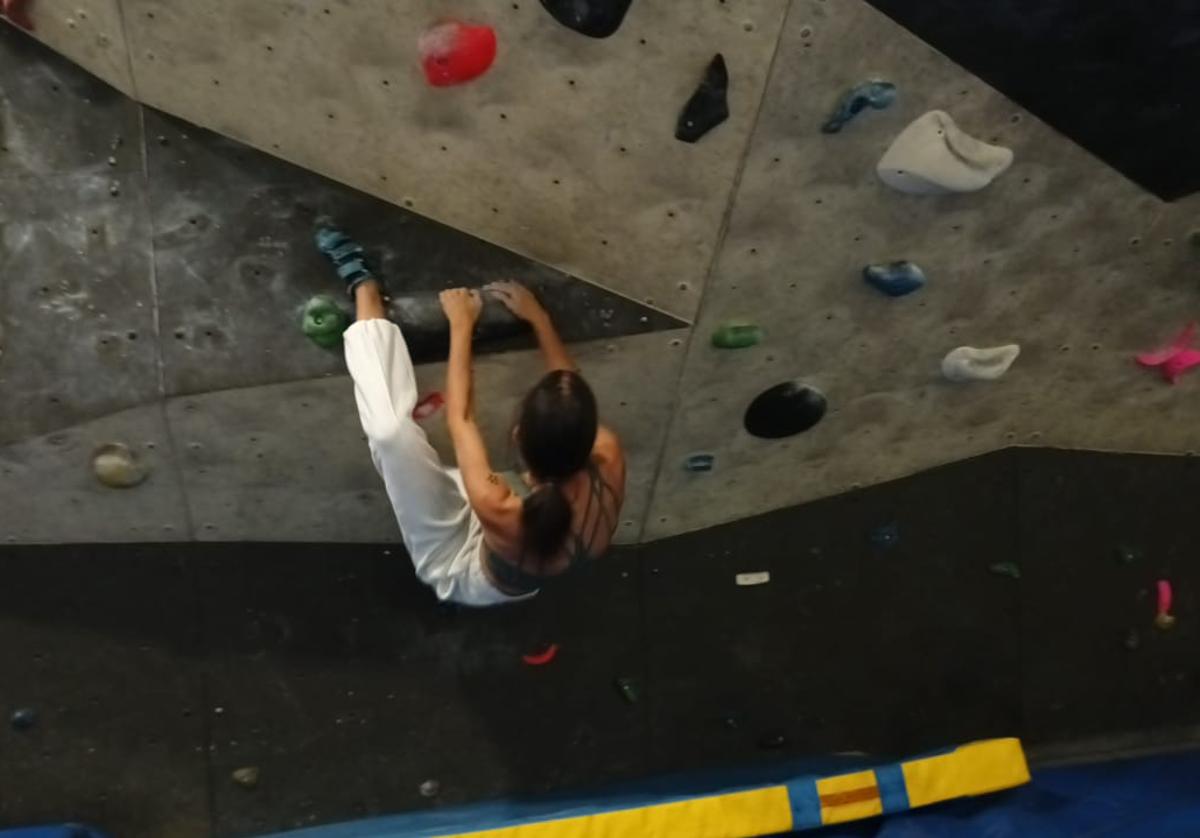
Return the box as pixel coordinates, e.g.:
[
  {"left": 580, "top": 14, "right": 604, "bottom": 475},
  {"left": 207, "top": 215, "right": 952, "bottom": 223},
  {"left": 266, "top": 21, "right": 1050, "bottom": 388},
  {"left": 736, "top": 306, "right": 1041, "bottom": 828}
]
[{"left": 1, "top": 448, "right": 1198, "bottom": 836}]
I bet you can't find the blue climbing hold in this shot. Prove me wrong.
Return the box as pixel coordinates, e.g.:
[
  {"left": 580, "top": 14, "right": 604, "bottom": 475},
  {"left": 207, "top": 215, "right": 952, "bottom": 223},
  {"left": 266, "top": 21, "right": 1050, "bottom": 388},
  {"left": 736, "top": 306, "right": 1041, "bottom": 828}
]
[
  {"left": 684, "top": 453, "right": 715, "bottom": 473},
  {"left": 871, "top": 522, "right": 900, "bottom": 549},
  {"left": 863, "top": 261, "right": 926, "bottom": 298},
  {"left": 10, "top": 707, "right": 36, "bottom": 731},
  {"left": 822, "top": 80, "right": 897, "bottom": 134}
]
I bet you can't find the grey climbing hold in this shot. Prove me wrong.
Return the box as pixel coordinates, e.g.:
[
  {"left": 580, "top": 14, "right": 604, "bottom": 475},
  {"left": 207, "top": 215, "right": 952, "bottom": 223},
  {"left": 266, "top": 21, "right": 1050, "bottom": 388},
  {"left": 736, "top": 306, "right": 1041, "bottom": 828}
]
[
  {"left": 92, "top": 443, "right": 148, "bottom": 489},
  {"left": 744, "top": 381, "right": 827, "bottom": 439},
  {"left": 863, "top": 261, "right": 926, "bottom": 297},
  {"left": 878, "top": 111, "right": 1013, "bottom": 194},
  {"left": 1115, "top": 546, "right": 1140, "bottom": 565},
  {"left": 989, "top": 561, "right": 1021, "bottom": 580},
  {"left": 231, "top": 766, "right": 260, "bottom": 789},
  {"left": 539, "top": 0, "right": 633, "bottom": 38},
  {"left": 10, "top": 707, "right": 36, "bottom": 731},
  {"left": 822, "top": 80, "right": 897, "bottom": 133},
  {"left": 419, "top": 779, "right": 440, "bottom": 798},
  {"left": 684, "top": 453, "right": 715, "bottom": 473},
  {"left": 942, "top": 345, "right": 1020, "bottom": 382},
  {"left": 676, "top": 55, "right": 729, "bottom": 144},
  {"left": 758, "top": 731, "right": 787, "bottom": 750}
]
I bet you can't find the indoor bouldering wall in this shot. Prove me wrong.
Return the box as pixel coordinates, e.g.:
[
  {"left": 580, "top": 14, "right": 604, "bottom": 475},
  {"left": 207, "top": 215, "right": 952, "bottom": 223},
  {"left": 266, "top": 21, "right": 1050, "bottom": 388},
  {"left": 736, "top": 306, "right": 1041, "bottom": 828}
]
[
  {"left": 643, "top": 0, "right": 1200, "bottom": 538},
  {"left": 5, "top": 0, "right": 1200, "bottom": 547},
  {"left": 0, "top": 27, "right": 685, "bottom": 544}
]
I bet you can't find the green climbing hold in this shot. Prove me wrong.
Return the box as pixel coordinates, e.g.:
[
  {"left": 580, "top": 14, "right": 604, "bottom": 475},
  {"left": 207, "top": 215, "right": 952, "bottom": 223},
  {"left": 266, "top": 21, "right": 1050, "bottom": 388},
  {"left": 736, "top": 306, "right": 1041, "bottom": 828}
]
[
  {"left": 302, "top": 295, "right": 352, "bottom": 349},
  {"left": 614, "top": 677, "right": 640, "bottom": 704},
  {"left": 988, "top": 561, "right": 1021, "bottom": 580},
  {"left": 712, "top": 321, "right": 763, "bottom": 349}
]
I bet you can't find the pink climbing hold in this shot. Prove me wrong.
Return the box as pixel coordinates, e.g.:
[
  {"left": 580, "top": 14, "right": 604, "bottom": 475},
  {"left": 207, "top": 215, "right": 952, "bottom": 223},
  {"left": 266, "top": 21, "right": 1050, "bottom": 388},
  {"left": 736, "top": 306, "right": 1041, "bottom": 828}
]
[
  {"left": 1137, "top": 322, "right": 1200, "bottom": 384},
  {"left": 412, "top": 392, "right": 445, "bottom": 421},
  {"left": 419, "top": 21, "right": 497, "bottom": 87},
  {"left": 1, "top": 0, "right": 33, "bottom": 31},
  {"left": 1155, "top": 579, "right": 1176, "bottom": 630}
]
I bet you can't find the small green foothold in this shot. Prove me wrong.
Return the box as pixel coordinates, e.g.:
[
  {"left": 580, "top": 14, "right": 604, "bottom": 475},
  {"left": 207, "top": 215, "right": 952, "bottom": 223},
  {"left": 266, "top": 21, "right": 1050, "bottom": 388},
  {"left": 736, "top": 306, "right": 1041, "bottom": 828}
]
[
  {"left": 614, "top": 677, "right": 640, "bottom": 704},
  {"left": 989, "top": 561, "right": 1021, "bottom": 580},
  {"left": 302, "top": 295, "right": 352, "bottom": 349},
  {"left": 711, "top": 321, "right": 763, "bottom": 349}
]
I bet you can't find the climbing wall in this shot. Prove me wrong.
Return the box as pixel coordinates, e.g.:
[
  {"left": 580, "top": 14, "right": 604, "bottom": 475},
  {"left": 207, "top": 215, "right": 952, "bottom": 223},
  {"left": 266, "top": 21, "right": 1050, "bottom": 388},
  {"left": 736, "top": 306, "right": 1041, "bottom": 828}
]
[
  {"left": 0, "top": 27, "right": 684, "bottom": 545},
  {"left": 6, "top": 0, "right": 1200, "bottom": 548},
  {"left": 644, "top": 0, "right": 1200, "bottom": 538},
  {"left": 111, "top": 0, "right": 789, "bottom": 321}
]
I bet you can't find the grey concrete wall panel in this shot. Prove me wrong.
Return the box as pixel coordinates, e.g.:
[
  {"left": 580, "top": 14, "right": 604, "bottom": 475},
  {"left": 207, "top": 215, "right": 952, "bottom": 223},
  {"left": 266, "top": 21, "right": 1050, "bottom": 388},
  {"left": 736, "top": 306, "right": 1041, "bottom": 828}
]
[
  {"left": 9, "top": 0, "right": 134, "bottom": 93},
  {"left": 644, "top": 1, "right": 1200, "bottom": 539},
  {"left": 0, "top": 404, "right": 190, "bottom": 543},
  {"left": 117, "top": 0, "right": 791, "bottom": 320},
  {"left": 146, "top": 110, "right": 683, "bottom": 397},
  {"left": 169, "top": 327, "right": 684, "bottom": 545},
  {"left": 0, "top": 26, "right": 142, "bottom": 177},
  {"left": 0, "top": 171, "right": 158, "bottom": 445}
]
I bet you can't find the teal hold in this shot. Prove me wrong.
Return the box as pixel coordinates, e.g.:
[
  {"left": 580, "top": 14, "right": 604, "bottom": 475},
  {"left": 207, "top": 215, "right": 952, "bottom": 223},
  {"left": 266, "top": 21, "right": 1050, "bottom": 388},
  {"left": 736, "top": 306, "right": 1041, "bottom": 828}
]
[{"left": 302, "top": 295, "right": 352, "bottom": 349}]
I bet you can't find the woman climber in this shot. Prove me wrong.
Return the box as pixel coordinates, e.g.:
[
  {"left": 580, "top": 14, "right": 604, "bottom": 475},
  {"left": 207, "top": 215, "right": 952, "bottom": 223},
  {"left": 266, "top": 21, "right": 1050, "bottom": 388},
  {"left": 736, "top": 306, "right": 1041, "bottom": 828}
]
[{"left": 317, "top": 227, "right": 626, "bottom": 606}]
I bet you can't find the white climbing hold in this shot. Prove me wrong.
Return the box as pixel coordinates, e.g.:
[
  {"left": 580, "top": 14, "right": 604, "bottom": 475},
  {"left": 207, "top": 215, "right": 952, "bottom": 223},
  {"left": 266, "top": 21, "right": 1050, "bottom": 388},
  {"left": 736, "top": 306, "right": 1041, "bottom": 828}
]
[
  {"left": 877, "top": 111, "right": 1013, "bottom": 195},
  {"left": 941, "top": 345, "right": 1021, "bottom": 382},
  {"left": 91, "top": 443, "right": 148, "bottom": 488}
]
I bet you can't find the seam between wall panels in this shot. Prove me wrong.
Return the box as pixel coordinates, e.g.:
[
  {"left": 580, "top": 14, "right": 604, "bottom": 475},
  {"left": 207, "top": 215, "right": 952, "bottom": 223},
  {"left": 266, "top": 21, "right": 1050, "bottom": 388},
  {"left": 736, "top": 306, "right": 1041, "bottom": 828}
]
[
  {"left": 634, "top": 0, "right": 795, "bottom": 545},
  {"left": 112, "top": 0, "right": 140, "bottom": 102}
]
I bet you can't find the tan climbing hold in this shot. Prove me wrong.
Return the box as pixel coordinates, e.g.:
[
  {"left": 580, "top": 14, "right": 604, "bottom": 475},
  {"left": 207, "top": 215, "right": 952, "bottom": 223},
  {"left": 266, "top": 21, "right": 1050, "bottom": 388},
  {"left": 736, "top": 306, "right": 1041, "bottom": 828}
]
[
  {"left": 878, "top": 111, "right": 1013, "bottom": 195},
  {"left": 91, "top": 443, "right": 148, "bottom": 488}
]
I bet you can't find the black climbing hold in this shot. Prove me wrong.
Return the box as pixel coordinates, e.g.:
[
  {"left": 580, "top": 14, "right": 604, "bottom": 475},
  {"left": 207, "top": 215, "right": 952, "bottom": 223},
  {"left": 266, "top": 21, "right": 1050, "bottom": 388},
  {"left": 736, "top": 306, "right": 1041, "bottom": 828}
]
[
  {"left": 757, "top": 731, "right": 787, "bottom": 750},
  {"left": 676, "top": 55, "right": 729, "bottom": 144},
  {"left": 539, "top": 0, "right": 633, "bottom": 38},
  {"left": 744, "top": 381, "right": 827, "bottom": 439},
  {"left": 10, "top": 707, "right": 36, "bottom": 731}
]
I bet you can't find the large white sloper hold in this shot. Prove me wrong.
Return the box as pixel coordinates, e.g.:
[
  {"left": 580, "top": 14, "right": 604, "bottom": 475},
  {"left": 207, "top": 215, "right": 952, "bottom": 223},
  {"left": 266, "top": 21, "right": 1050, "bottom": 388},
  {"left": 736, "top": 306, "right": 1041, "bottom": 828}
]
[
  {"left": 942, "top": 345, "right": 1021, "bottom": 382},
  {"left": 878, "top": 111, "right": 1014, "bottom": 194}
]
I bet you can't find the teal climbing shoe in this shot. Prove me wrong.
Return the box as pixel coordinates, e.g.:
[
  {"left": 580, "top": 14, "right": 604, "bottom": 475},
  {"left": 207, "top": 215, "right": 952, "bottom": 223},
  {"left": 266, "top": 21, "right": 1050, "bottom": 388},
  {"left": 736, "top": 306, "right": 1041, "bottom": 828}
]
[{"left": 315, "top": 227, "right": 379, "bottom": 297}]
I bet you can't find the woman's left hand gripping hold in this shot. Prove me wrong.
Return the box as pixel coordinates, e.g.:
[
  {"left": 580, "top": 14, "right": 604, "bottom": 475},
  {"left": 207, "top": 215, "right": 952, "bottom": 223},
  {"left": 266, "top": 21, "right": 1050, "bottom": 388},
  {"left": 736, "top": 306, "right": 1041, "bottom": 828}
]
[{"left": 440, "top": 287, "right": 483, "bottom": 333}]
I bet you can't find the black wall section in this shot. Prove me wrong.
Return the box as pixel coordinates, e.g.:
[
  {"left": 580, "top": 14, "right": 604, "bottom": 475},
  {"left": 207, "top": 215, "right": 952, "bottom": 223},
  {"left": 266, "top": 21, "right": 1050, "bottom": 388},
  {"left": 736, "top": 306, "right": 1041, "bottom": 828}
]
[
  {"left": 2, "top": 448, "right": 1199, "bottom": 835},
  {"left": 862, "top": 0, "right": 1200, "bottom": 201}
]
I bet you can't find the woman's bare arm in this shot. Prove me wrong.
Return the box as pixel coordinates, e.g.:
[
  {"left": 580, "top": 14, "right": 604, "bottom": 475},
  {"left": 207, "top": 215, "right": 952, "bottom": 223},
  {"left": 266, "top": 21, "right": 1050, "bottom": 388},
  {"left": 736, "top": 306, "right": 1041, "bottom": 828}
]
[
  {"left": 486, "top": 280, "right": 575, "bottom": 372},
  {"left": 440, "top": 289, "right": 519, "bottom": 528}
]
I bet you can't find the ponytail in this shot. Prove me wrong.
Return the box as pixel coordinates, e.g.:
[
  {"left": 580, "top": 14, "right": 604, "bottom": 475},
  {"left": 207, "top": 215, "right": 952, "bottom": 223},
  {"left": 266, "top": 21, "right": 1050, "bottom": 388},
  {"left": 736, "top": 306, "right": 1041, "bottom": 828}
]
[{"left": 521, "top": 481, "right": 573, "bottom": 562}]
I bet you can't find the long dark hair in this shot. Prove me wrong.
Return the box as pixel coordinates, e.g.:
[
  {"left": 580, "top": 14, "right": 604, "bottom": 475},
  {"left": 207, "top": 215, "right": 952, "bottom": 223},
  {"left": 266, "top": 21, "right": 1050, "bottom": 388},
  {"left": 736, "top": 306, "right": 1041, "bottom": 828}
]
[{"left": 516, "top": 370, "right": 598, "bottom": 562}]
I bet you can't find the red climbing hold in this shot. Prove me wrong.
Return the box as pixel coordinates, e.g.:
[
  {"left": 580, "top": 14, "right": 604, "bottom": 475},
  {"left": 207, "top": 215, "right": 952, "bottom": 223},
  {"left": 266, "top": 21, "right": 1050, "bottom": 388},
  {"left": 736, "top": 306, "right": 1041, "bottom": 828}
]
[
  {"left": 2, "top": 0, "right": 33, "bottom": 31},
  {"left": 419, "top": 21, "right": 497, "bottom": 87},
  {"left": 521, "top": 643, "right": 559, "bottom": 666},
  {"left": 1137, "top": 322, "right": 1200, "bottom": 384},
  {"left": 412, "top": 392, "right": 445, "bottom": 421}
]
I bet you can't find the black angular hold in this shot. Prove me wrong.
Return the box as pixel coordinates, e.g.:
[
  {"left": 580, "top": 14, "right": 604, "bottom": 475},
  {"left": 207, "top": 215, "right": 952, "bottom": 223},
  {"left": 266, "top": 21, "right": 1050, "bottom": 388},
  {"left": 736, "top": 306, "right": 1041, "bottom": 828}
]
[
  {"left": 539, "top": 0, "right": 634, "bottom": 38},
  {"left": 744, "top": 381, "right": 827, "bottom": 439},
  {"left": 676, "top": 54, "right": 729, "bottom": 143}
]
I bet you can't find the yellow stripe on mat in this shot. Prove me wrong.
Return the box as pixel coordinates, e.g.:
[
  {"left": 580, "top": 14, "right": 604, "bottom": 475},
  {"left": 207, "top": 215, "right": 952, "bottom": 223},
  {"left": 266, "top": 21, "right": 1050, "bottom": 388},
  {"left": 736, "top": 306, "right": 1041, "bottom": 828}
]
[
  {"left": 902, "top": 738, "right": 1030, "bottom": 808},
  {"left": 443, "top": 786, "right": 794, "bottom": 838}
]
